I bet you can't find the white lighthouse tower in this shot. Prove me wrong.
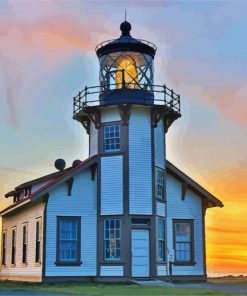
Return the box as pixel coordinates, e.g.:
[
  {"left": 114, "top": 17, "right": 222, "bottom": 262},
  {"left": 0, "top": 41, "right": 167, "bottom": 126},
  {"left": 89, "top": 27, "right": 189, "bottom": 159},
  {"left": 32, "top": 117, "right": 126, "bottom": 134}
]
[{"left": 73, "top": 21, "right": 181, "bottom": 278}]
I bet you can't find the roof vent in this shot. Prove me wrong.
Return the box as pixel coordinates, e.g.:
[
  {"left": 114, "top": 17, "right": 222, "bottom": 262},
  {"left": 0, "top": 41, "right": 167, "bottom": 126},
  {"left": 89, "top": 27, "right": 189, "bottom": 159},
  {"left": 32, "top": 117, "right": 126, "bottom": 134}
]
[{"left": 54, "top": 159, "right": 66, "bottom": 171}]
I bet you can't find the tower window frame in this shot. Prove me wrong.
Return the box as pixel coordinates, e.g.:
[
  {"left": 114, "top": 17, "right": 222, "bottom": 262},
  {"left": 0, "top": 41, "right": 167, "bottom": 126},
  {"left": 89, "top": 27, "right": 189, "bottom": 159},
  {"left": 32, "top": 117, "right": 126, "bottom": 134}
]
[
  {"left": 157, "top": 218, "right": 166, "bottom": 262},
  {"left": 104, "top": 219, "right": 121, "bottom": 261},
  {"left": 102, "top": 123, "right": 121, "bottom": 153},
  {"left": 156, "top": 167, "right": 165, "bottom": 201}
]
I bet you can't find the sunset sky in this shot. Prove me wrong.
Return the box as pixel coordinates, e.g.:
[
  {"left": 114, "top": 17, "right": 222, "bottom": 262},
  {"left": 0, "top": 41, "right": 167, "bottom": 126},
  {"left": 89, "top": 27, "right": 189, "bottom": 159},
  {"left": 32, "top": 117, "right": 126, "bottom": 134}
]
[{"left": 0, "top": 0, "right": 246, "bottom": 276}]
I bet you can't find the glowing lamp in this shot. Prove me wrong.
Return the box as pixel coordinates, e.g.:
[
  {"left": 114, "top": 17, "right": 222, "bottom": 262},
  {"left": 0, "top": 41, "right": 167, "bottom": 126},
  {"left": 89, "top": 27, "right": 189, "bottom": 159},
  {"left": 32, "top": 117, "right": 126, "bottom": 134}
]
[{"left": 116, "top": 58, "right": 138, "bottom": 89}]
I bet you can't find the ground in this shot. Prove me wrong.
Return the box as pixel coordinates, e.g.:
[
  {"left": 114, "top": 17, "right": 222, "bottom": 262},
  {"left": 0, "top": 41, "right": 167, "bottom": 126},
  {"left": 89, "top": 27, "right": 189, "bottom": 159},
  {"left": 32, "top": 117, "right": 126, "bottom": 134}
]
[{"left": 0, "top": 278, "right": 246, "bottom": 296}]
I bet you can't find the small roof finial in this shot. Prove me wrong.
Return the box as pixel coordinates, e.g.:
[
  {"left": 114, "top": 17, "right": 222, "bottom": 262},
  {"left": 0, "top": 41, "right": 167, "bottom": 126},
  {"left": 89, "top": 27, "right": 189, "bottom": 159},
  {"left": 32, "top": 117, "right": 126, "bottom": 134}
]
[{"left": 120, "top": 11, "right": 131, "bottom": 37}]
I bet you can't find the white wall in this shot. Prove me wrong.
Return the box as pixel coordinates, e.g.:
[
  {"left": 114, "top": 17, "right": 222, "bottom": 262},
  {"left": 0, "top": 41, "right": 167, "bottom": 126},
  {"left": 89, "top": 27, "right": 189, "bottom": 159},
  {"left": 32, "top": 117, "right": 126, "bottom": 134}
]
[
  {"left": 166, "top": 173, "right": 204, "bottom": 275},
  {"left": 129, "top": 107, "right": 152, "bottom": 215},
  {"left": 45, "top": 169, "right": 97, "bottom": 277},
  {"left": 154, "top": 118, "right": 165, "bottom": 169},
  {"left": 89, "top": 123, "right": 98, "bottom": 156},
  {"left": 0, "top": 202, "right": 44, "bottom": 281},
  {"left": 101, "top": 156, "right": 123, "bottom": 215}
]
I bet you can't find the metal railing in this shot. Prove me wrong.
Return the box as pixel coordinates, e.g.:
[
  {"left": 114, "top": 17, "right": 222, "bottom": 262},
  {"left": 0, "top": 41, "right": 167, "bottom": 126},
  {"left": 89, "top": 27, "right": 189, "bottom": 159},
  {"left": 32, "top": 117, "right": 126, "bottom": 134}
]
[
  {"left": 73, "top": 83, "right": 180, "bottom": 116},
  {"left": 95, "top": 38, "right": 157, "bottom": 52}
]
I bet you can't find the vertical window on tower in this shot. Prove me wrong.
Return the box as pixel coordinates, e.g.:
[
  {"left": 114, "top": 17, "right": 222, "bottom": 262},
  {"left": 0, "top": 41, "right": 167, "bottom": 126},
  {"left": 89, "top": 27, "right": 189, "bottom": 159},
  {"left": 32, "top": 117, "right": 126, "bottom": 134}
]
[
  {"left": 156, "top": 168, "right": 165, "bottom": 200},
  {"left": 11, "top": 228, "right": 16, "bottom": 265},
  {"left": 173, "top": 220, "right": 194, "bottom": 263},
  {"left": 2, "top": 231, "right": 6, "bottom": 266},
  {"left": 56, "top": 217, "right": 81, "bottom": 265},
  {"left": 22, "top": 223, "right": 28, "bottom": 264},
  {"left": 104, "top": 125, "right": 120, "bottom": 152},
  {"left": 158, "top": 219, "right": 165, "bottom": 261},
  {"left": 104, "top": 219, "right": 121, "bottom": 261},
  {"left": 35, "top": 218, "right": 42, "bottom": 263}
]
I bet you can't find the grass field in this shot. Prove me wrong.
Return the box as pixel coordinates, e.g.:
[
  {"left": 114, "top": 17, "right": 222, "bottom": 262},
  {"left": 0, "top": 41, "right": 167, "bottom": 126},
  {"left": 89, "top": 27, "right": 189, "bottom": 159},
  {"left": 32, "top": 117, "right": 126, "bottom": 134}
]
[{"left": 0, "top": 280, "right": 247, "bottom": 296}]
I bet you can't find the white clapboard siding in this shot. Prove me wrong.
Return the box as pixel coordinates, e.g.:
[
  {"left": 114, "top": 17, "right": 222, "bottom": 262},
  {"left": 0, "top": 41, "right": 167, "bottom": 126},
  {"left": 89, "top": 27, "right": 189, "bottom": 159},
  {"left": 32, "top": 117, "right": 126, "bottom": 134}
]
[
  {"left": 154, "top": 118, "right": 165, "bottom": 169},
  {"left": 90, "top": 122, "right": 98, "bottom": 156},
  {"left": 129, "top": 107, "right": 152, "bottom": 215},
  {"left": 45, "top": 169, "right": 97, "bottom": 276},
  {"left": 156, "top": 201, "right": 166, "bottom": 217},
  {"left": 100, "top": 265, "right": 124, "bottom": 276},
  {"left": 0, "top": 202, "right": 44, "bottom": 281},
  {"left": 166, "top": 174, "right": 204, "bottom": 275},
  {"left": 101, "top": 156, "right": 123, "bottom": 215},
  {"left": 101, "top": 107, "right": 121, "bottom": 123},
  {"left": 157, "top": 264, "right": 167, "bottom": 276}
]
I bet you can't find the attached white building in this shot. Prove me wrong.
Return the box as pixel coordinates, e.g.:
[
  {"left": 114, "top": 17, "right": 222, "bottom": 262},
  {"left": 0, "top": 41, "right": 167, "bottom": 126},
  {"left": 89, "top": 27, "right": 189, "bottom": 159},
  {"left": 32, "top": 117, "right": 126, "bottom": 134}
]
[{"left": 0, "top": 21, "right": 223, "bottom": 282}]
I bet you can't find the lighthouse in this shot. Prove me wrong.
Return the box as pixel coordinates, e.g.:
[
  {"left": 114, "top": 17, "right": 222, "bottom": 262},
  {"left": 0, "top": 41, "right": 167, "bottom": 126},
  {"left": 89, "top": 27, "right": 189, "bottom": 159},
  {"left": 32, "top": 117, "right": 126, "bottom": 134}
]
[
  {"left": 0, "top": 20, "right": 222, "bottom": 283},
  {"left": 73, "top": 21, "right": 181, "bottom": 278}
]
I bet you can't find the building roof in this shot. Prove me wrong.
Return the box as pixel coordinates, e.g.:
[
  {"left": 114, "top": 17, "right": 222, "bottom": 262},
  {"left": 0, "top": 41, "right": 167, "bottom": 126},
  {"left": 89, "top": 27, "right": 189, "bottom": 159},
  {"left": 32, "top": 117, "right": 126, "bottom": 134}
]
[
  {"left": 1, "top": 156, "right": 98, "bottom": 216},
  {"left": 0, "top": 156, "right": 223, "bottom": 216},
  {"left": 166, "top": 160, "right": 223, "bottom": 208}
]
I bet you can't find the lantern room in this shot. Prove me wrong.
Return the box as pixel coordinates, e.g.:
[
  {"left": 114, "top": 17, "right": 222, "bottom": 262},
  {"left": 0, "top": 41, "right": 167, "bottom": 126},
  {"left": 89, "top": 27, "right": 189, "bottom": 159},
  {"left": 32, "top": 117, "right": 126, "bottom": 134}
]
[
  {"left": 96, "top": 21, "right": 155, "bottom": 93},
  {"left": 95, "top": 21, "right": 156, "bottom": 104},
  {"left": 73, "top": 21, "right": 181, "bottom": 131}
]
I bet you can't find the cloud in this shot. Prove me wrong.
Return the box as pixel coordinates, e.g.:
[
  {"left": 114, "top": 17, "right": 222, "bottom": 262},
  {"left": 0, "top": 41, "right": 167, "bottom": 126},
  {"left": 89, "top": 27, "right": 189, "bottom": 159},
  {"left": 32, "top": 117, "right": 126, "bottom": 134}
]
[{"left": 0, "top": 13, "right": 110, "bottom": 127}]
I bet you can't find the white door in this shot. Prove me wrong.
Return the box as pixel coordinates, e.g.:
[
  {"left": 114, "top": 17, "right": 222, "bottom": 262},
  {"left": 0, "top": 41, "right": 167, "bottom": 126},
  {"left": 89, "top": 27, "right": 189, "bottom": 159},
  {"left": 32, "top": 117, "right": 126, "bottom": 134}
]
[{"left": 131, "top": 229, "right": 150, "bottom": 277}]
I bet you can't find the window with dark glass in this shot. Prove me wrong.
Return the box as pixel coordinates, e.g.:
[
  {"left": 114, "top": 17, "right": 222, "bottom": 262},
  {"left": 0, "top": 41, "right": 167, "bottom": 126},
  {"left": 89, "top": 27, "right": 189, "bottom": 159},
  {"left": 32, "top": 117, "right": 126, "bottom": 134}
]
[
  {"left": 104, "top": 219, "right": 121, "bottom": 261},
  {"left": 57, "top": 217, "right": 81, "bottom": 264},
  {"left": 104, "top": 125, "right": 120, "bottom": 152},
  {"left": 11, "top": 228, "right": 16, "bottom": 265},
  {"left": 35, "top": 219, "right": 42, "bottom": 263},
  {"left": 22, "top": 224, "right": 28, "bottom": 264},
  {"left": 174, "top": 220, "right": 193, "bottom": 262},
  {"left": 158, "top": 219, "right": 165, "bottom": 261},
  {"left": 2, "top": 232, "right": 6, "bottom": 265},
  {"left": 156, "top": 168, "right": 164, "bottom": 200}
]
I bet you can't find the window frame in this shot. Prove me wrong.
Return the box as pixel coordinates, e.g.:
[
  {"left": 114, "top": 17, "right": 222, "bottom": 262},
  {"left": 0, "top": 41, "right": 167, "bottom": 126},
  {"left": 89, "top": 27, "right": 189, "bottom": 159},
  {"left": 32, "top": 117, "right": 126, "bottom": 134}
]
[
  {"left": 155, "top": 167, "right": 165, "bottom": 201},
  {"left": 157, "top": 218, "right": 166, "bottom": 262},
  {"left": 22, "top": 223, "right": 28, "bottom": 264},
  {"left": 35, "top": 218, "right": 42, "bottom": 264},
  {"left": 1, "top": 231, "right": 7, "bottom": 266},
  {"left": 11, "top": 227, "right": 17, "bottom": 266},
  {"left": 103, "top": 219, "right": 121, "bottom": 262},
  {"left": 56, "top": 216, "right": 82, "bottom": 266},
  {"left": 173, "top": 219, "right": 195, "bottom": 265},
  {"left": 103, "top": 123, "right": 121, "bottom": 153}
]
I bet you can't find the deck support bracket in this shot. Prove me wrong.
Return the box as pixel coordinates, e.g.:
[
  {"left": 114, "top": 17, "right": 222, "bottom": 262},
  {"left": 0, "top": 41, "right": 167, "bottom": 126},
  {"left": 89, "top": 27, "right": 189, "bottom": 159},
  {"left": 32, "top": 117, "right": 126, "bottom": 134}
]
[
  {"left": 118, "top": 104, "right": 132, "bottom": 125},
  {"left": 66, "top": 177, "right": 74, "bottom": 197}
]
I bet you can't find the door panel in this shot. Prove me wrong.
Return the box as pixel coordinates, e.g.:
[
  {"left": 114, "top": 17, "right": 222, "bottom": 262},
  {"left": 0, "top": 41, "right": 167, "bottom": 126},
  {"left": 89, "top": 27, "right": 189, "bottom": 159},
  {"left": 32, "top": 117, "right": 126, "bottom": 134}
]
[{"left": 131, "top": 229, "right": 150, "bottom": 277}]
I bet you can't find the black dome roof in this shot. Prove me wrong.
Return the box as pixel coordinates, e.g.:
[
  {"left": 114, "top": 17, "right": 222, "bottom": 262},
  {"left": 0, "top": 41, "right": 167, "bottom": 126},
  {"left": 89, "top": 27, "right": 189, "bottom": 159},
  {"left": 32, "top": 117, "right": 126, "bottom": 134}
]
[{"left": 95, "top": 21, "right": 157, "bottom": 58}]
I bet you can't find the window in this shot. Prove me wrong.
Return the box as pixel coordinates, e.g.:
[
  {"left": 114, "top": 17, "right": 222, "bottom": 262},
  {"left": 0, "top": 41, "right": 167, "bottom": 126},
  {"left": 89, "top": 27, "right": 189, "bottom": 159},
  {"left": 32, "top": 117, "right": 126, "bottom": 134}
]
[
  {"left": 104, "top": 219, "right": 121, "bottom": 261},
  {"left": 35, "top": 219, "right": 42, "bottom": 263},
  {"left": 11, "top": 228, "right": 16, "bottom": 265},
  {"left": 104, "top": 125, "right": 120, "bottom": 152},
  {"left": 2, "top": 231, "right": 6, "bottom": 266},
  {"left": 158, "top": 219, "right": 165, "bottom": 261},
  {"left": 57, "top": 217, "right": 81, "bottom": 264},
  {"left": 22, "top": 224, "right": 28, "bottom": 264},
  {"left": 131, "top": 218, "right": 150, "bottom": 225},
  {"left": 174, "top": 220, "right": 193, "bottom": 262},
  {"left": 156, "top": 168, "right": 164, "bottom": 200}
]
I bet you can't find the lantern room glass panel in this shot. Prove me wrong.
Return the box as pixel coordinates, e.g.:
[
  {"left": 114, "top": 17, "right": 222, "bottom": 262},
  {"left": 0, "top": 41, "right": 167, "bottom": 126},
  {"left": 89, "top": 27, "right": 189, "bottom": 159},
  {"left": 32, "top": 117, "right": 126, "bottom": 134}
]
[{"left": 99, "top": 51, "right": 154, "bottom": 92}]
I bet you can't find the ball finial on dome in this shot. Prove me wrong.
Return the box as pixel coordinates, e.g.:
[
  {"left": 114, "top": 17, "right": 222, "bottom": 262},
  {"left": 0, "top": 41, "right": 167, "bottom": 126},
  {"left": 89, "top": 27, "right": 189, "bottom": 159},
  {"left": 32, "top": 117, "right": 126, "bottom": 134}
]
[{"left": 120, "top": 21, "right": 131, "bottom": 36}]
